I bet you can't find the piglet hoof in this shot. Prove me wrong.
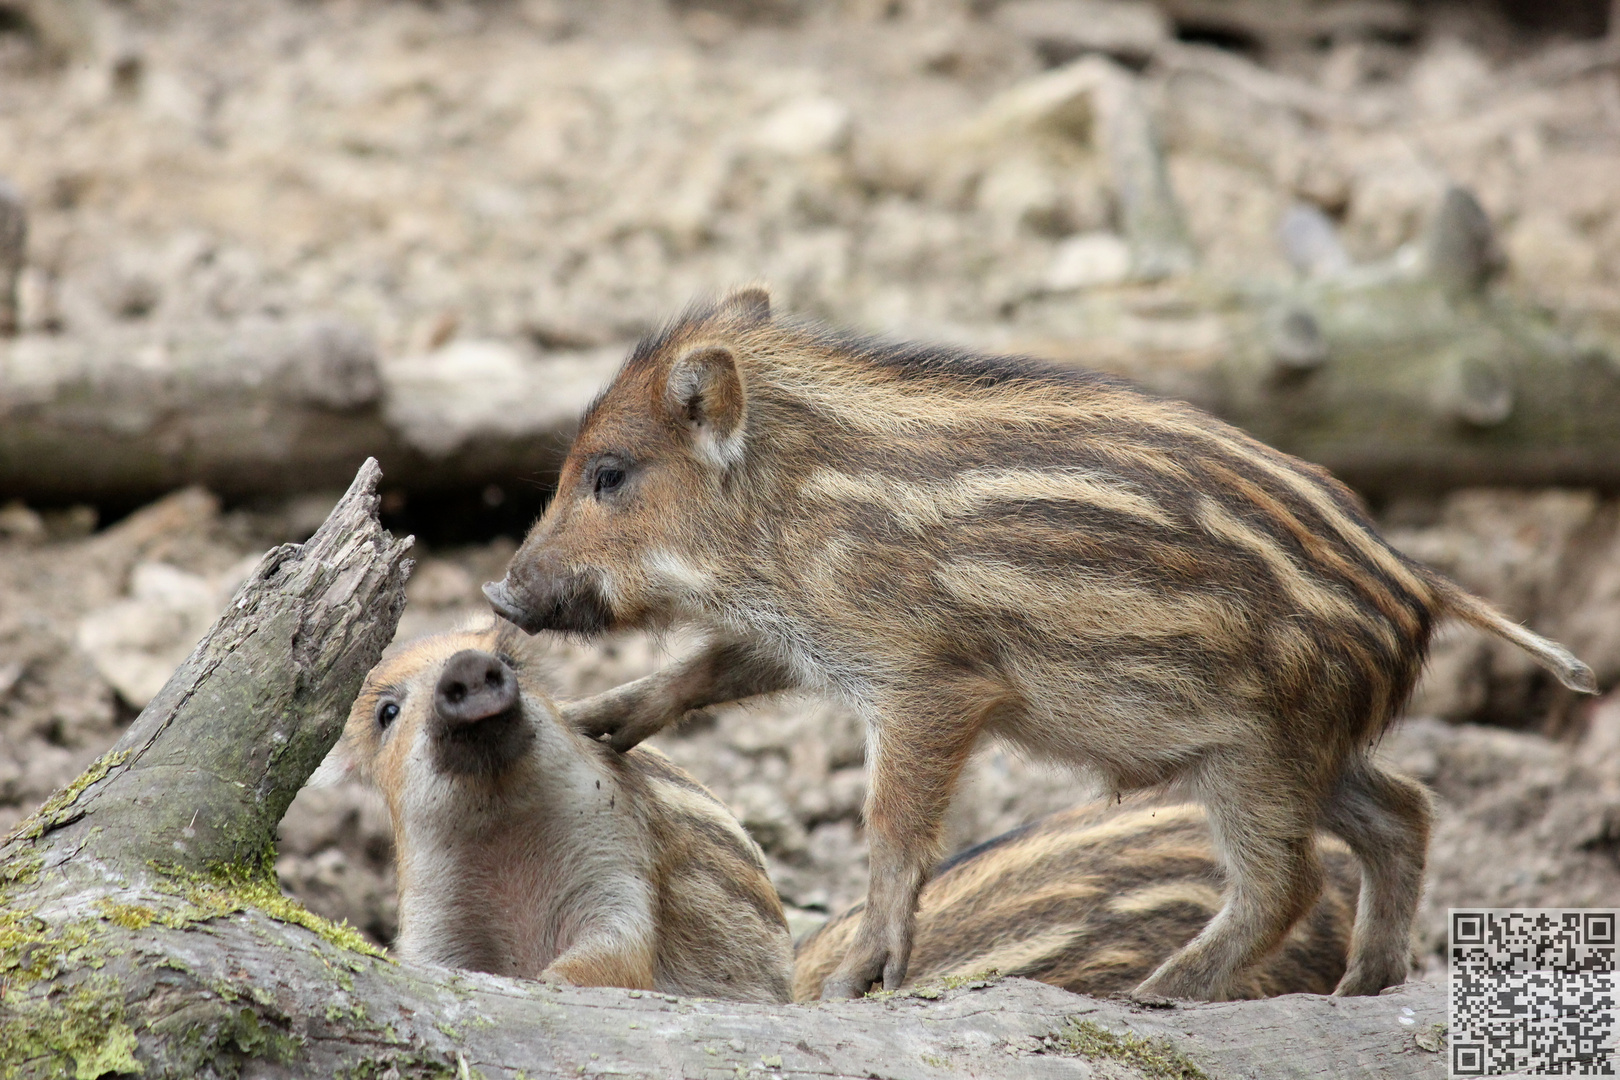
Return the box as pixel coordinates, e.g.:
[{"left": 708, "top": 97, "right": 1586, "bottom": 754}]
[
  {"left": 605, "top": 717, "right": 668, "bottom": 754},
  {"left": 1130, "top": 968, "right": 1202, "bottom": 1003},
  {"left": 818, "top": 973, "right": 873, "bottom": 1000},
  {"left": 821, "top": 949, "right": 888, "bottom": 1000},
  {"left": 1333, "top": 962, "right": 1406, "bottom": 997},
  {"left": 559, "top": 702, "right": 623, "bottom": 742}
]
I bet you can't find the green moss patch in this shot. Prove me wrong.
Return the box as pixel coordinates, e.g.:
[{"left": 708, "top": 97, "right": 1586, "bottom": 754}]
[
  {"left": 6, "top": 749, "right": 131, "bottom": 843},
  {"left": 94, "top": 900, "right": 159, "bottom": 931},
  {"left": 0, "top": 973, "right": 142, "bottom": 1080},
  {"left": 0, "top": 846, "right": 42, "bottom": 893},
  {"left": 939, "top": 969, "right": 1000, "bottom": 990},
  {"left": 0, "top": 885, "right": 147, "bottom": 1078},
  {"left": 0, "top": 904, "right": 100, "bottom": 989},
  {"left": 1047, "top": 1019, "right": 1211, "bottom": 1080},
  {"left": 168, "top": 857, "right": 386, "bottom": 960},
  {"left": 0, "top": 847, "right": 378, "bottom": 1078}
]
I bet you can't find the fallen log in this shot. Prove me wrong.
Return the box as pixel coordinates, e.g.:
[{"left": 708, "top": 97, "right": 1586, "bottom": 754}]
[
  {"left": 0, "top": 317, "right": 622, "bottom": 507},
  {"left": 0, "top": 458, "right": 1451, "bottom": 1078},
  {"left": 5, "top": 271, "right": 1618, "bottom": 509},
  {"left": 1005, "top": 263, "right": 1620, "bottom": 500}
]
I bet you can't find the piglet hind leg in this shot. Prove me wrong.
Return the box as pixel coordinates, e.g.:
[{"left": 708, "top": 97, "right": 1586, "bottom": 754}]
[
  {"left": 541, "top": 935, "right": 657, "bottom": 991},
  {"left": 1319, "top": 757, "right": 1431, "bottom": 996},
  {"left": 1133, "top": 759, "right": 1325, "bottom": 1002},
  {"left": 561, "top": 638, "right": 799, "bottom": 752},
  {"left": 820, "top": 689, "right": 987, "bottom": 999}
]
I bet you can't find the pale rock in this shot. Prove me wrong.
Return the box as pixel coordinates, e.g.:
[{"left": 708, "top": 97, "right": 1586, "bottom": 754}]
[
  {"left": 1583, "top": 691, "right": 1620, "bottom": 772},
  {"left": 1504, "top": 213, "right": 1600, "bottom": 292},
  {"left": 1278, "top": 203, "right": 1351, "bottom": 278},
  {"left": 15, "top": 266, "right": 54, "bottom": 335},
  {"left": 752, "top": 97, "right": 852, "bottom": 159},
  {"left": 382, "top": 340, "right": 622, "bottom": 457},
  {"left": 0, "top": 501, "right": 46, "bottom": 544},
  {"left": 406, "top": 559, "right": 478, "bottom": 610},
  {"left": 1408, "top": 38, "right": 1491, "bottom": 120},
  {"left": 1045, "top": 231, "right": 1131, "bottom": 290},
  {"left": 961, "top": 55, "right": 1106, "bottom": 143},
  {"left": 1344, "top": 156, "right": 1448, "bottom": 258},
  {"left": 730, "top": 781, "right": 810, "bottom": 862},
  {"left": 76, "top": 554, "right": 260, "bottom": 709},
  {"left": 975, "top": 154, "right": 1066, "bottom": 240},
  {"left": 1520, "top": 153, "right": 1619, "bottom": 229},
  {"left": 782, "top": 905, "right": 829, "bottom": 942}
]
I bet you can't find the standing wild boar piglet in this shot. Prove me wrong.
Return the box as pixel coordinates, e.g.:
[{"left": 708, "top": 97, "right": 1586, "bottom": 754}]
[
  {"left": 483, "top": 286, "right": 1596, "bottom": 1002},
  {"left": 311, "top": 621, "right": 794, "bottom": 1002}
]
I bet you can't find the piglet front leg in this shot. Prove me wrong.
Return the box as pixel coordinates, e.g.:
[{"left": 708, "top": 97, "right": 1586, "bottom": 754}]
[{"left": 562, "top": 637, "right": 799, "bottom": 752}]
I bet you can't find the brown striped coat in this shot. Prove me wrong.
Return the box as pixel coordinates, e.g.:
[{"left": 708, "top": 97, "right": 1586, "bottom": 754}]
[
  {"left": 793, "top": 798, "right": 1361, "bottom": 1002},
  {"left": 484, "top": 286, "right": 1594, "bottom": 1001},
  {"left": 312, "top": 622, "right": 794, "bottom": 1003}
]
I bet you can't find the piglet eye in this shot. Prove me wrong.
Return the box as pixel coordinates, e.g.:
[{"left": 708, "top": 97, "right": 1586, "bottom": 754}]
[
  {"left": 377, "top": 701, "right": 400, "bottom": 729},
  {"left": 594, "top": 467, "right": 626, "bottom": 496}
]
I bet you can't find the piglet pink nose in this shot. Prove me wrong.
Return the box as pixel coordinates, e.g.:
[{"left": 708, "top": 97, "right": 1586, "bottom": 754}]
[{"left": 434, "top": 650, "right": 518, "bottom": 727}]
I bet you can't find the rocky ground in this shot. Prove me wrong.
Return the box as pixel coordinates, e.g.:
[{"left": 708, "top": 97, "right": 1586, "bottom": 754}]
[
  {"left": 2, "top": 0, "right": 1618, "bottom": 359},
  {"left": 1, "top": 0, "right": 1618, "bottom": 989}
]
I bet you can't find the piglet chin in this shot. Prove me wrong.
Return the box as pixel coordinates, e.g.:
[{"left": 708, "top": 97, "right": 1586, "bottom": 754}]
[
  {"left": 483, "top": 575, "right": 615, "bottom": 638},
  {"left": 431, "top": 708, "right": 535, "bottom": 778}
]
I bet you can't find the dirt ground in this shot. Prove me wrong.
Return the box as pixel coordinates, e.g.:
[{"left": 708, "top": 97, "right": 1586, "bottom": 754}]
[
  {"left": 2, "top": 0, "right": 1619, "bottom": 982},
  {"left": 3, "top": 0, "right": 1618, "bottom": 354}
]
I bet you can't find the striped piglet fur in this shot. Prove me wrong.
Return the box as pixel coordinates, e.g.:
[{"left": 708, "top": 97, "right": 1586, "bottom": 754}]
[
  {"left": 793, "top": 797, "right": 1360, "bottom": 1002},
  {"left": 311, "top": 622, "right": 794, "bottom": 1003},
  {"left": 484, "top": 286, "right": 1595, "bottom": 1001}
]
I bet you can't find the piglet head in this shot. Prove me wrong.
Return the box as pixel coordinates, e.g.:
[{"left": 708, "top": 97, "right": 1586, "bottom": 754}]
[{"left": 486, "top": 287, "right": 770, "bottom": 638}]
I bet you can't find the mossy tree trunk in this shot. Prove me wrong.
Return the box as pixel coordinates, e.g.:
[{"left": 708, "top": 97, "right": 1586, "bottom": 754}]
[{"left": 0, "top": 460, "right": 1449, "bottom": 1079}]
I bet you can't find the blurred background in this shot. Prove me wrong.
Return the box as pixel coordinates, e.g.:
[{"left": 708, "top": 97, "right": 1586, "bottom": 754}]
[{"left": 1, "top": 0, "right": 1617, "bottom": 979}]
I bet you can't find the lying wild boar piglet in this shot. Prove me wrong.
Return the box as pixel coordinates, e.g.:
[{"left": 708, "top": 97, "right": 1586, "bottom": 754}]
[
  {"left": 484, "top": 287, "right": 1595, "bottom": 1001},
  {"left": 311, "top": 621, "right": 794, "bottom": 1003},
  {"left": 793, "top": 797, "right": 1362, "bottom": 1002}
]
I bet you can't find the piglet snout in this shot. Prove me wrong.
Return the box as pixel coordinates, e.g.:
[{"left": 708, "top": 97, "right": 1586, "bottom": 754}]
[
  {"left": 434, "top": 650, "right": 519, "bottom": 727},
  {"left": 430, "top": 649, "right": 532, "bottom": 777}
]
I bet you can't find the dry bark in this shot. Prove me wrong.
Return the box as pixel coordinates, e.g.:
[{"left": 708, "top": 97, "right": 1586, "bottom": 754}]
[
  {"left": 0, "top": 318, "right": 621, "bottom": 506},
  {"left": 0, "top": 458, "right": 1452, "bottom": 1079}
]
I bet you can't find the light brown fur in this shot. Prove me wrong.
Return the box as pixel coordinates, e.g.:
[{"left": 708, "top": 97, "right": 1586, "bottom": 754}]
[
  {"left": 313, "top": 621, "right": 794, "bottom": 1003},
  {"left": 793, "top": 796, "right": 1362, "bottom": 1002},
  {"left": 484, "top": 286, "right": 1595, "bottom": 1001}
]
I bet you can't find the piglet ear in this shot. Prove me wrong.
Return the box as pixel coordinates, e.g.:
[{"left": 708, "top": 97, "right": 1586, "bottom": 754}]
[
  {"left": 716, "top": 284, "right": 771, "bottom": 324},
  {"left": 665, "top": 345, "right": 747, "bottom": 468},
  {"left": 306, "top": 739, "right": 358, "bottom": 789}
]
